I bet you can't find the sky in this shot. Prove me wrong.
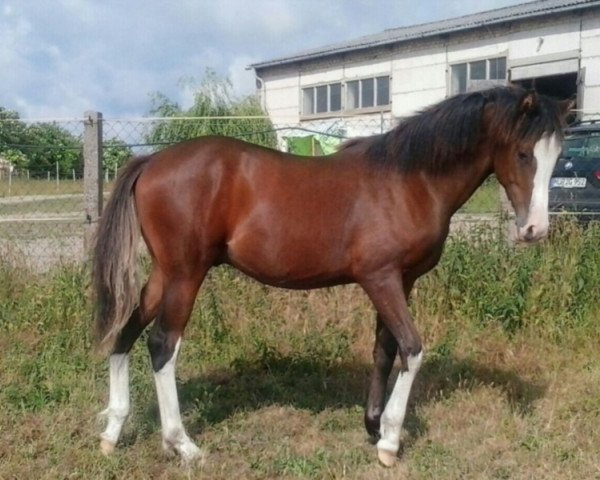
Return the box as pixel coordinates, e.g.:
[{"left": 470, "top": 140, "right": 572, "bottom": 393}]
[{"left": 0, "top": 0, "right": 527, "bottom": 119}]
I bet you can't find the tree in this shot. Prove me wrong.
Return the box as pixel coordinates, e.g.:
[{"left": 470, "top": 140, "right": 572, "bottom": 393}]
[
  {"left": 24, "top": 122, "right": 82, "bottom": 177},
  {"left": 103, "top": 138, "right": 133, "bottom": 175},
  {"left": 0, "top": 108, "right": 83, "bottom": 177},
  {"left": 146, "top": 70, "right": 277, "bottom": 149},
  {"left": 1, "top": 149, "right": 27, "bottom": 169},
  {"left": 0, "top": 108, "right": 28, "bottom": 165}
]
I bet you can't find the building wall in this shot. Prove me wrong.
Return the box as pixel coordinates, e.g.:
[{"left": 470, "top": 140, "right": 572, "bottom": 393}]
[
  {"left": 581, "top": 12, "right": 600, "bottom": 119},
  {"left": 257, "top": 8, "right": 600, "bottom": 126}
]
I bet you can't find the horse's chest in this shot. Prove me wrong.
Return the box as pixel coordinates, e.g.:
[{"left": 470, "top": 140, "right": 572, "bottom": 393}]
[{"left": 399, "top": 229, "right": 446, "bottom": 274}]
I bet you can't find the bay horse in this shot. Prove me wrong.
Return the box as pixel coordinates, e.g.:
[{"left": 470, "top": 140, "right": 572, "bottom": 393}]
[{"left": 93, "top": 86, "right": 572, "bottom": 467}]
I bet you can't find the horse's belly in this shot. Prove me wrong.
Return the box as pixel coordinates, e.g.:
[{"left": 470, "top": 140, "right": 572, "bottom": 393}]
[{"left": 224, "top": 236, "right": 352, "bottom": 289}]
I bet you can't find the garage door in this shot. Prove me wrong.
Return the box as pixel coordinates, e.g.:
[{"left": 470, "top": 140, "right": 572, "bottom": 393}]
[{"left": 509, "top": 51, "right": 579, "bottom": 81}]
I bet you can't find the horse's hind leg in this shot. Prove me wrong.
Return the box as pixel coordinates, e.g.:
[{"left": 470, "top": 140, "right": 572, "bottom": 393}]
[
  {"left": 100, "top": 267, "right": 163, "bottom": 455},
  {"left": 147, "top": 273, "right": 205, "bottom": 463}
]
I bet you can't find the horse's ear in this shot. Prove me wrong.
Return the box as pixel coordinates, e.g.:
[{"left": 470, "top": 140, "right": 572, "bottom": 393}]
[{"left": 519, "top": 90, "right": 537, "bottom": 113}]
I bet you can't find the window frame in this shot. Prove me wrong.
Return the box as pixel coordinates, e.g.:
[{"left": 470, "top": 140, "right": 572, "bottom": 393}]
[
  {"left": 345, "top": 75, "right": 391, "bottom": 113},
  {"left": 300, "top": 75, "right": 391, "bottom": 119},
  {"left": 449, "top": 55, "right": 508, "bottom": 96},
  {"left": 301, "top": 82, "right": 343, "bottom": 118}
]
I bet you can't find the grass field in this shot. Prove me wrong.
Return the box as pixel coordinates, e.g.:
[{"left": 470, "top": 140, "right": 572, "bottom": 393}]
[
  {"left": 0, "top": 178, "right": 85, "bottom": 197},
  {"left": 1, "top": 220, "right": 599, "bottom": 479}
]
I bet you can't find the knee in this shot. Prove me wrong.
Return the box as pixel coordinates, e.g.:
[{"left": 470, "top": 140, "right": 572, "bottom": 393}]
[
  {"left": 403, "top": 332, "right": 422, "bottom": 358},
  {"left": 408, "top": 349, "right": 424, "bottom": 371},
  {"left": 399, "top": 339, "right": 423, "bottom": 372},
  {"left": 110, "top": 403, "right": 130, "bottom": 421}
]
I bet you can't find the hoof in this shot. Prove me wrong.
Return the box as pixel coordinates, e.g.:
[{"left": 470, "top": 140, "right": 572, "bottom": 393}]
[
  {"left": 377, "top": 448, "right": 397, "bottom": 467},
  {"left": 162, "top": 440, "right": 177, "bottom": 458},
  {"left": 180, "top": 447, "right": 206, "bottom": 467},
  {"left": 163, "top": 437, "right": 206, "bottom": 465},
  {"left": 100, "top": 439, "right": 116, "bottom": 456}
]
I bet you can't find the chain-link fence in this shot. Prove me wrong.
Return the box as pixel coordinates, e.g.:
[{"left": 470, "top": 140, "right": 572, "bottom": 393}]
[
  {"left": 0, "top": 118, "right": 87, "bottom": 270},
  {"left": 0, "top": 115, "right": 392, "bottom": 270}
]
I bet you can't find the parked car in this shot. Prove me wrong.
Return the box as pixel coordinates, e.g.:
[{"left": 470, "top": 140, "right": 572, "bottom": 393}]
[{"left": 549, "top": 120, "right": 600, "bottom": 221}]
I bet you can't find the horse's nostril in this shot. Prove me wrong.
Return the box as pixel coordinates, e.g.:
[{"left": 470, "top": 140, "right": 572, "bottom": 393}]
[
  {"left": 527, "top": 225, "right": 535, "bottom": 236},
  {"left": 523, "top": 225, "right": 537, "bottom": 242}
]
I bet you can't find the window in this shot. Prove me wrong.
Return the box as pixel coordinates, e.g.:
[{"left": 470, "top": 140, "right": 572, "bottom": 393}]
[
  {"left": 346, "top": 76, "right": 390, "bottom": 111},
  {"left": 302, "top": 82, "right": 342, "bottom": 116},
  {"left": 489, "top": 57, "right": 507, "bottom": 80},
  {"left": 361, "top": 78, "right": 375, "bottom": 108},
  {"left": 587, "top": 136, "right": 600, "bottom": 157},
  {"left": 302, "top": 88, "right": 314, "bottom": 115},
  {"left": 451, "top": 64, "right": 467, "bottom": 96},
  {"left": 346, "top": 81, "right": 359, "bottom": 110},
  {"left": 330, "top": 83, "right": 341, "bottom": 111},
  {"left": 562, "top": 135, "right": 600, "bottom": 159},
  {"left": 563, "top": 136, "right": 586, "bottom": 157},
  {"left": 376, "top": 76, "right": 390, "bottom": 106},
  {"left": 302, "top": 76, "right": 390, "bottom": 116},
  {"left": 316, "top": 85, "right": 327, "bottom": 113},
  {"left": 451, "top": 57, "right": 507, "bottom": 95},
  {"left": 469, "top": 60, "right": 486, "bottom": 80}
]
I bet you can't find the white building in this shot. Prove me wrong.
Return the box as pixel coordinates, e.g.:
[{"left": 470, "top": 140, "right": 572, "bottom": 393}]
[{"left": 250, "top": 0, "right": 600, "bottom": 133}]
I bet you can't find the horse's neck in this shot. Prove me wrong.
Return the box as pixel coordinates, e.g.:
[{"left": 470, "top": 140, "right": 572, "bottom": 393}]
[{"left": 425, "top": 153, "right": 494, "bottom": 220}]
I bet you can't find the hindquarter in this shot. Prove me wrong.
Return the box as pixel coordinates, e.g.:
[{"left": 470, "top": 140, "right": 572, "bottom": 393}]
[{"left": 133, "top": 141, "right": 238, "bottom": 274}]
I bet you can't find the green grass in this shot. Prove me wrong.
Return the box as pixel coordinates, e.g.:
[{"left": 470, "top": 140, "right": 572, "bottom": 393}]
[
  {"left": 0, "top": 178, "right": 115, "bottom": 198},
  {"left": 461, "top": 176, "right": 501, "bottom": 214},
  {"left": 1, "top": 219, "right": 599, "bottom": 478}
]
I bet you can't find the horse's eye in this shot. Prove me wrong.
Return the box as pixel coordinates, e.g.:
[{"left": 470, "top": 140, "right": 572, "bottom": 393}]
[{"left": 517, "top": 151, "right": 530, "bottom": 162}]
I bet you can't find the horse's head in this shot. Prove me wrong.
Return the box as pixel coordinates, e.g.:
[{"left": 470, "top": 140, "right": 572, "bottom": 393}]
[{"left": 492, "top": 90, "right": 573, "bottom": 243}]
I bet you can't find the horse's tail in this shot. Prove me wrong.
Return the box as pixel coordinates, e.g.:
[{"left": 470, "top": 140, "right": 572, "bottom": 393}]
[{"left": 92, "top": 155, "right": 150, "bottom": 356}]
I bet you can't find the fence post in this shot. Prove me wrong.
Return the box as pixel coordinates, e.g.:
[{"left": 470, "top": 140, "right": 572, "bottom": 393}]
[{"left": 83, "top": 111, "right": 103, "bottom": 258}]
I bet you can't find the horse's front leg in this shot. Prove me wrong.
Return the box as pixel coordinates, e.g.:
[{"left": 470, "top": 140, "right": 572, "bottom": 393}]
[
  {"left": 365, "top": 277, "right": 414, "bottom": 437},
  {"left": 361, "top": 269, "right": 423, "bottom": 467},
  {"left": 364, "top": 314, "right": 397, "bottom": 437}
]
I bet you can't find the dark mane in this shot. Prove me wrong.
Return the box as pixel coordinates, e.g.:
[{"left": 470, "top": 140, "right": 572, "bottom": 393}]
[{"left": 340, "top": 86, "right": 567, "bottom": 174}]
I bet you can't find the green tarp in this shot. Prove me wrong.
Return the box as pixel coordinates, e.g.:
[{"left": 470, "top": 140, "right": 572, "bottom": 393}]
[{"left": 285, "top": 135, "right": 342, "bottom": 156}]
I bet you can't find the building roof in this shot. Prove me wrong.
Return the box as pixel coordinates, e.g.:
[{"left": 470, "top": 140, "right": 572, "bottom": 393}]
[{"left": 250, "top": 0, "right": 600, "bottom": 70}]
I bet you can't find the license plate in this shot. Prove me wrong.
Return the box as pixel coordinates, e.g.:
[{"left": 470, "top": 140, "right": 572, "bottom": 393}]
[{"left": 550, "top": 177, "right": 587, "bottom": 188}]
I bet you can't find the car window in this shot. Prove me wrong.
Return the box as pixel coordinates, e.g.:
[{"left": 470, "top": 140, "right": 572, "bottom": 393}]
[
  {"left": 563, "top": 136, "right": 587, "bottom": 157},
  {"left": 585, "top": 136, "right": 600, "bottom": 158}
]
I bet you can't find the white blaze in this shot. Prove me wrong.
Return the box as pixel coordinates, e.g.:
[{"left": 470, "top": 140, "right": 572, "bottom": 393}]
[{"left": 518, "top": 132, "right": 562, "bottom": 241}]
